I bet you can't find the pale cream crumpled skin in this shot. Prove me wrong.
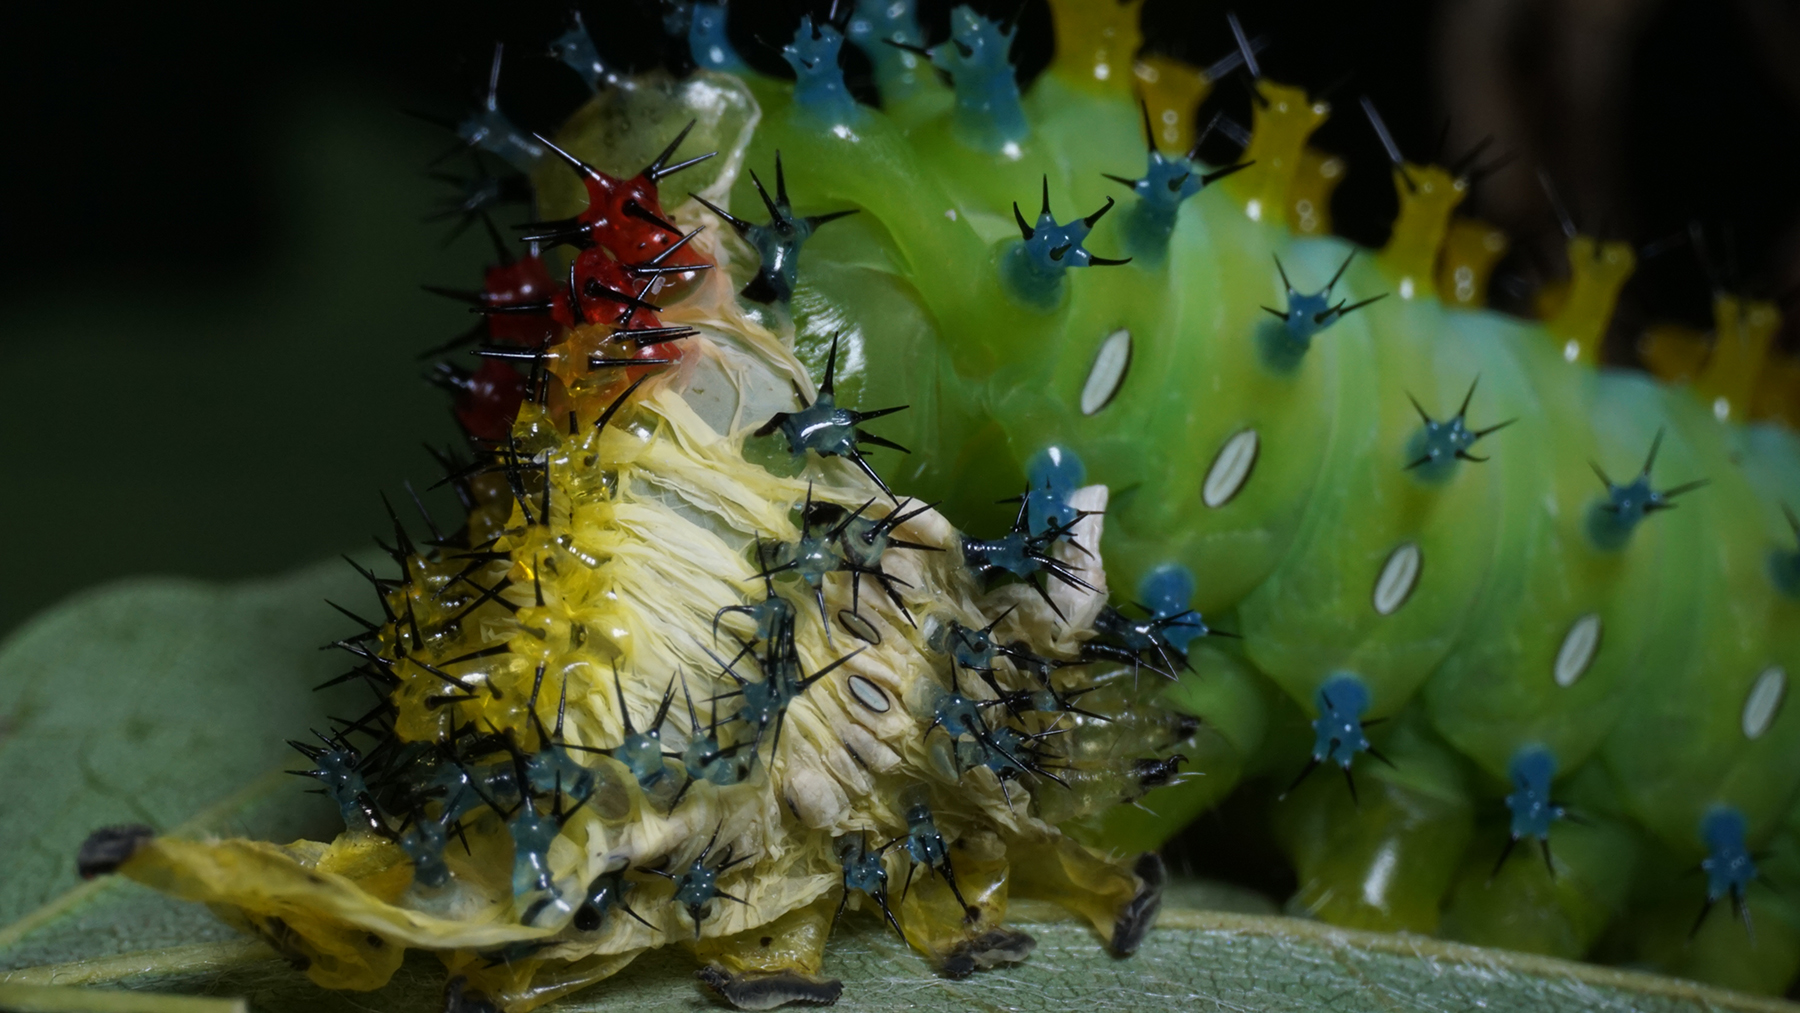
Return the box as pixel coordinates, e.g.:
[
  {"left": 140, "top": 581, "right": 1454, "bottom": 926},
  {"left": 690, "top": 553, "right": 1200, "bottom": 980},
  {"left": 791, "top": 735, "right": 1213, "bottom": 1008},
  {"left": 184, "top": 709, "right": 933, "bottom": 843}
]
[{"left": 96, "top": 222, "right": 1187, "bottom": 1011}]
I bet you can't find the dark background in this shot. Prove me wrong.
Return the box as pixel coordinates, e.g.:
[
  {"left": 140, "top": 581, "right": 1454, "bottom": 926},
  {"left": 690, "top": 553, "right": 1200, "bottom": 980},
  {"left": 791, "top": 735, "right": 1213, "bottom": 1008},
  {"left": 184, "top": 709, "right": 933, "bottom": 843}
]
[{"left": 3, "top": 0, "right": 1797, "bottom": 637}]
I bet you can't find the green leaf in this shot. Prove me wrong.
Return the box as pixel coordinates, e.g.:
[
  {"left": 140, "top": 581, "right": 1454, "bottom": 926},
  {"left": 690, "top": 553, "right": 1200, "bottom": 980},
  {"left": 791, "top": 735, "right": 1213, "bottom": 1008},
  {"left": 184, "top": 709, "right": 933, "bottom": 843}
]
[
  {"left": 0, "top": 559, "right": 368, "bottom": 966},
  {"left": 2, "top": 564, "right": 1796, "bottom": 1012}
]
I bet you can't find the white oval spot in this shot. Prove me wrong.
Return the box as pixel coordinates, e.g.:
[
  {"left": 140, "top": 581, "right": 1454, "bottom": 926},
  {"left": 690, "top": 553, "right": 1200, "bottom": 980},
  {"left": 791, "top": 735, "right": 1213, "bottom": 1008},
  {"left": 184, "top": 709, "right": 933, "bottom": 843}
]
[
  {"left": 1553, "top": 614, "right": 1602, "bottom": 687},
  {"left": 1080, "top": 328, "right": 1132, "bottom": 416},
  {"left": 846, "top": 674, "right": 891, "bottom": 714},
  {"left": 1203, "top": 429, "right": 1260, "bottom": 508},
  {"left": 837, "top": 609, "right": 880, "bottom": 646},
  {"left": 1743, "top": 666, "right": 1786, "bottom": 740},
  {"left": 1372, "top": 542, "right": 1421, "bottom": 616}
]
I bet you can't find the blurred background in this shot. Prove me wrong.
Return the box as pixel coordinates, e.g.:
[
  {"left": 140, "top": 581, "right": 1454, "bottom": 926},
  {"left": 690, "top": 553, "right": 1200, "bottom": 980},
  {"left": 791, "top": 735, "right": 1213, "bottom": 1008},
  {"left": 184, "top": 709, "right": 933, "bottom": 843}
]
[{"left": 3, "top": 0, "right": 1798, "bottom": 638}]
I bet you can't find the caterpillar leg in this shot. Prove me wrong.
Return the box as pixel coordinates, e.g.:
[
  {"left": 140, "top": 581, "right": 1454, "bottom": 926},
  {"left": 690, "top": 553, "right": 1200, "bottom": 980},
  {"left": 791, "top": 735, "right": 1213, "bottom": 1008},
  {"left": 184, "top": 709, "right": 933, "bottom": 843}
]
[
  {"left": 1009, "top": 836, "right": 1166, "bottom": 955},
  {"left": 894, "top": 839, "right": 1033, "bottom": 978},
  {"left": 1439, "top": 808, "right": 1640, "bottom": 959},
  {"left": 1598, "top": 821, "right": 1800, "bottom": 995},
  {"left": 1271, "top": 711, "right": 1474, "bottom": 933},
  {"left": 440, "top": 949, "right": 643, "bottom": 1013},
  {"left": 692, "top": 893, "right": 844, "bottom": 1010}
]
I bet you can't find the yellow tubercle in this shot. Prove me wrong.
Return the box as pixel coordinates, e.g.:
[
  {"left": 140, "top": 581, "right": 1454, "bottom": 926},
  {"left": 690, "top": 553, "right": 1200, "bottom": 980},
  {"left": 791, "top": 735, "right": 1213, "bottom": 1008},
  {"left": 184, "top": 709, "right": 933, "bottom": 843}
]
[
  {"left": 1132, "top": 55, "right": 1210, "bottom": 153},
  {"left": 1378, "top": 164, "right": 1467, "bottom": 300},
  {"left": 1435, "top": 219, "right": 1509, "bottom": 308},
  {"left": 1754, "top": 353, "right": 1800, "bottom": 427},
  {"left": 1640, "top": 296, "right": 1788, "bottom": 423},
  {"left": 1695, "top": 296, "right": 1782, "bottom": 423},
  {"left": 1639, "top": 322, "right": 1709, "bottom": 384},
  {"left": 1288, "top": 147, "right": 1344, "bottom": 236},
  {"left": 1544, "top": 236, "right": 1636, "bottom": 366},
  {"left": 1222, "top": 80, "right": 1330, "bottom": 228},
  {"left": 1045, "top": 0, "right": 1146, "bottom": 93}
]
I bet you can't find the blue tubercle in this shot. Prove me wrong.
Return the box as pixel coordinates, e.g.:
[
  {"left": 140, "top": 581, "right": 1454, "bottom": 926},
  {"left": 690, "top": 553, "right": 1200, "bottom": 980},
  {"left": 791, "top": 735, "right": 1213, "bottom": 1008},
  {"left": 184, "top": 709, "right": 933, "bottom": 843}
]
[
  {"left": 1311, "top": 675, "right": 1372, "bottom": 767},
  {"left": 696, "top": 163, "right": 858, "bottom": 305},
  {"left": 1497, "top": 747, "right": 1570, "bottom": 879},
  {"left": 956, "top": 724, "right": 1057, "bottom": 785},
  {"left": 846, "top": 0, "right": 929, "bottom": 104},
  {"left": 999, "top": 178, "right": 1128, "bottom": 310},
  {"left": 932, "top": 6, "right": 1028, "bottom": 153},
  {"left": 297, "top": 746, "right": 371, "bottom": 827},
  {"left": 1773, "top": 507, "right": 1800, "bottom": 597},
  {"left": 1258, "top": 253, "right": 1384, "bottom": 369},
  {"left": 676, "top": 2, "right": 747, "bottom": 73},
  {"left": 526, "top": 740, "right": 598, "bottom": 803},
  {"left": 784, "top": 16, "right": 860, "bottom": 124},
  {"left": 612, "top": 672, "right": 676, "bottom": 790},
  {"left": 574, "top": 867, "right": 641, "bottom": 932},
  {"left": 1286, "top": 673, "right": 1377, "bottom": 801},
  {"left": 1403, "top": 379, "right": 1513, "bottom": 482},
  {"left": 680, "top": 674, "right": 748, "bottom": 788},
  {"left": 897, "top": 798, "right": 969, "bottom": 910},
  {"left": 931, "top": 663, "right": 987, "bottom": 739},
  {"left": 288, "top": 737, "right": 386, "bottom": 835},
  {"left": 654, "top": 830, "right": 751, "bottom": 936},
  {"left": 456, "top": 46, "right": 544, "bottom": 173},
  {"left": 399, "top": 815, "right": 451, "bottom": 889},
  {"left": 1585, "top": 430, "right": 1707, "bottom": 551},
  {"left": 837, "top": 835, "right": 895, "bottom": 919},
  {"left": 1505, "top": 748, "right": 1565, "bottom": 842},
  {"left": 752, "top": 337, "right": 905, "bottom": 499},
  {"left": 507, "top": 804, "right": 572, "bottom": 924},
  {"left": 716, "top": 610, "right": 852, "bottom": 754},
  {"left": 1137, "top": 564, "right": 1209, "bottom": 653},
  {"left": 940, "top": 620, "right": 999, "bottom": 671},
  {"left": 960, "top": 496, "right": 1098, "bottom": 615},
  {"left": 1024, "top": 445, "right": 1085, "bottom": 535},
  {"left": 1107, "top": 112, "right": 1248, "bottom": 260},
  {"left": 1699, "top": 807, "right": 1759, "bottom": 934},
  {"left": 548, "top": 12, "right": 619, "bottom": 92},
  {"left": 674, "top": 859, "right": 722, "bottom": 911},
  {"left": 681, "top": 727, "right": 745, "bottom": 787}
]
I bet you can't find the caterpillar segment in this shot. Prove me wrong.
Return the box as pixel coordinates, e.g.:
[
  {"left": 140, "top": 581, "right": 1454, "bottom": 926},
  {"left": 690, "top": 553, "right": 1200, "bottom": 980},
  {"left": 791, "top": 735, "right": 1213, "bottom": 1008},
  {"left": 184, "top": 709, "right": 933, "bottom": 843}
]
[{"left": 76, "top": 0, "right": 1800, "bottom": 1004}]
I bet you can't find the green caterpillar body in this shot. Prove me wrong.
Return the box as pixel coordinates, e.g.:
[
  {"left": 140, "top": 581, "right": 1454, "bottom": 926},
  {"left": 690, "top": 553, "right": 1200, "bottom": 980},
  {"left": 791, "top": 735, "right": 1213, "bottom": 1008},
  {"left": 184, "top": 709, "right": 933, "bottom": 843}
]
[{"left": 530, "top": 0, "right": 1800, "bottom": 992}]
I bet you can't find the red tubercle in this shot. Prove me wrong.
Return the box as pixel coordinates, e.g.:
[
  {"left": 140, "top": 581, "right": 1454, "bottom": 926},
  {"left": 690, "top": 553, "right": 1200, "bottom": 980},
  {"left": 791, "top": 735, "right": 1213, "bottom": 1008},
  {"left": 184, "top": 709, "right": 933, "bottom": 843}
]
[
  {"left": 484, "top": 254, "right": 561, "bottom": 347},
  {"left": 483, "top": 256, "right": 552, "bottom": 305},
  {"left": 564, "top": 248, "right": 664, "bottom": 329},
  {"left": 444, "top": 360, "right": 527, "bottom": 442},
  {"left": 569, "top": 170, "right": 710, "bottom": 270}
]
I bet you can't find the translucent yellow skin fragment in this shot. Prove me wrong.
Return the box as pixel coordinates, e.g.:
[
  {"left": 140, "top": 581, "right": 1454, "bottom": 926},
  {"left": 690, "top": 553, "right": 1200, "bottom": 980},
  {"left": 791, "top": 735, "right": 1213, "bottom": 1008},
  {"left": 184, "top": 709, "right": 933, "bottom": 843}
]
[
  {"left": 441, "top": 950, "right": 645, "bottom": 1013},
  {"left": 691, "top": 894, "right": 835, "bottom": 977},
  {"left": 1288, "top": 147, "right": 1344, "bottom": 236},
  {"left": 1544, "top": 236, "right": 1636, "bottom": 366},
  {"left": 1435, "top": 218, "right": 1509, "bottom": 307},
  {"left": 1132, "top": 55, "right": 1210, "bottom": 153},
  {"left": 1008, "top": 836, "right": 1141, "bottom": 942},
  {"left": 1378, "top": 164, "right": 1467, "bottom": 300},
  {"left": 1695, "top": 296, "right": 1782, "bottom": 422},
  {"left": 895, "top": 849, "right": 1013, "bottom": 969},
  {"left": 1221, "top": 80, "right": 1331, "bottom": 228},
  {"left": 1045, "top": 0, "right": 1145, "bottom": 93}
]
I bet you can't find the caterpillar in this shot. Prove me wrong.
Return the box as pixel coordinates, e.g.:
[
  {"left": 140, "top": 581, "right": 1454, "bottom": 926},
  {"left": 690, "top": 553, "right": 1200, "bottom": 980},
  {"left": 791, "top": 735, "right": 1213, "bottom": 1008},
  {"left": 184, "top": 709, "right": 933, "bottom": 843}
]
[{"left": 73, "top": 0, "right": 1800, "bottom": 1009}]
